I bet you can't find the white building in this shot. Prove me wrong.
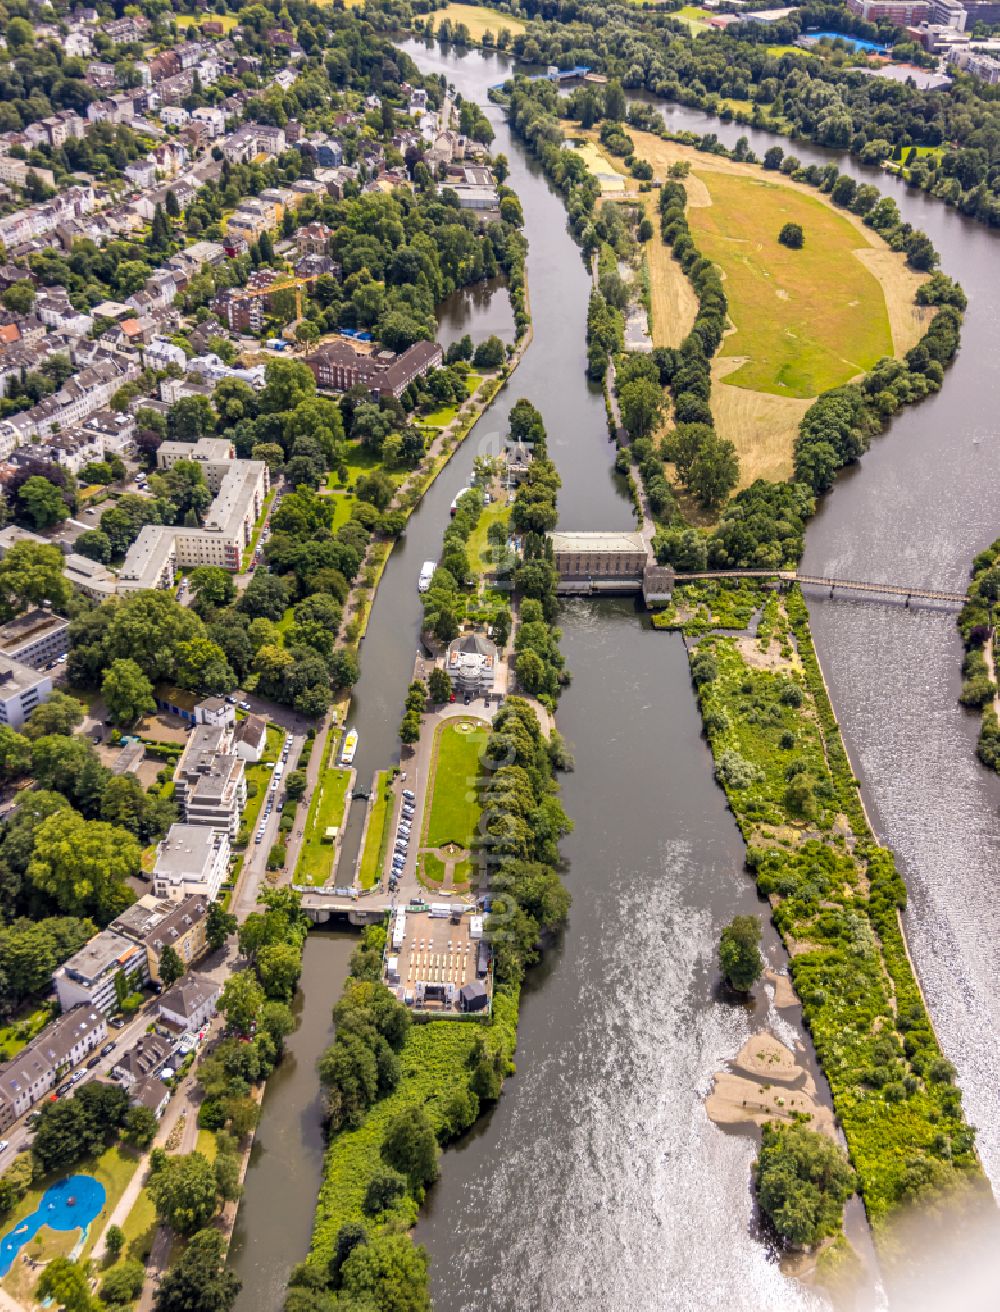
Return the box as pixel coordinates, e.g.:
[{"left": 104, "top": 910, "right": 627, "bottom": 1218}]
[
  {"left": 173, "top": 723, "right": 247, "bottom": 837},
  {"left": 145, "top": 337, "right": 188, "bottom": 371},
  {"left": 0, "top": 1007, "right": 107, "bottom": 1131},
  {"left": 157, "top": 974, "right": 220, "bottom": 1035},
  {"left": 0, "top": 658, "right": 52, "bottom": 730},
  {"left": 53, "top": 930, "right": 147, "bottom": 1014},
  {"left": 152, "top": 823, "right": 230, "bottom": 902},
  {"left": 233, "top": 714, "right": 267, "bottom": 762}
]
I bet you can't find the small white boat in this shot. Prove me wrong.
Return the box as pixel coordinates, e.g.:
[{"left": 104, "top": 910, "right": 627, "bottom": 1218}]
[{"left": 340, "top": 729, "right": 358, "bottom": 765}]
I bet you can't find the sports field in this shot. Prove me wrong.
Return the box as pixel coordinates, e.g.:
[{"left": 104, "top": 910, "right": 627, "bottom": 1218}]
[
  {"left": 432, "top": 3, "right": 526, "bottom": 40},
  {"left": 688, "top": 171, "right": 893, "bottom": 398},
  {"left": 423, "top": 719, "right": 488, "bottom": 849}
]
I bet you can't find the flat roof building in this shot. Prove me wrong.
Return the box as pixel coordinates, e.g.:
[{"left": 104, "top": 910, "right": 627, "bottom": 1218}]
[
  {"left": 549, "top": 530, "right": 647, "bottom": 579},
  {"left": 0, "top": 609, "right": 70, "bottom": 669},
  {"left": 0, "top": 658, "right": 52, "bottom": 729},
  {"left": 152, "top": 823, "right": 230, "bottom": 903},
  {"left": 53, "top": 928, "right": 146, "bottom": 1013}
]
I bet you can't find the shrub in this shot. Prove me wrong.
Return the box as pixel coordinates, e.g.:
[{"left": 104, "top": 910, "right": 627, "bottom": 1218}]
[{"left": 778, "top": 222, "right": 804, "bottom": 249}]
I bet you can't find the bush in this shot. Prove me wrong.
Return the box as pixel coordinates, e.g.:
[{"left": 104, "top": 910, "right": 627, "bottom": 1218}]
[
  {"left": 718, "top": 915, "right": 763, "bottom": 992},
  {"left": 778, "top": 222, "right": 804, "bottom": 249},
  {"left": 756, "top": 1123, "right": 856, "bottom": 1250}
]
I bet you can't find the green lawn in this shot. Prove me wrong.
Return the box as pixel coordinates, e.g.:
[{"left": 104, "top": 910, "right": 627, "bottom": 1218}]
[
  {"left": 358, "top": 770, "right": 393, "bottom": 889},
  {"left": 423, "top": 719, "right": 488, "bottom": 850},
  {"left": 766, "top": 43, "right": 814, "bottom": 57},
  {"left": 241, "top": 723, "right": 284, "bottom": 844},
  {"left": 688, "top": 169, "right": 893, "bottom": 397},
  {"left": 465, "top": 499, "right": 510, "bottom": 576},
  {"left": 175, "top": 11, "right": 238, "bottom": 29},
  {"left": 420, "top": 853, "right": 446, "bottom": 884},
  {"left": 0, "top": 1004, "right": 53, "bottom": 1061},
  {"left": 296, "top": 761, "right": 352, "bottom": 887},
  {"left": 674, "top": 4, "right": 712, "bottom": 29},
  {"left": 329, "top": 491, "right": 357, "bottom": 532}
]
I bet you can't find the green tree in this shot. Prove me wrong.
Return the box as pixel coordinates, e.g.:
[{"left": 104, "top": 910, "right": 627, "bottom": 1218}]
[
  {"left": 36, "top": 1258, "right": 94, "bottom": 1312},
  {"left": 2, "top": 282, "right": 34, "bottom": 315},
  {"left": 0, "top": 726, "right": 32, "bottom": 780},
  {"left": 778, "top": 222, "right": 804, "bottom": 249},
  {"left": 23, "top": 691, "right": 84, "bottom": 740},
  {"left": 100, "top": 1258, "right": 145, "bottom": 1306},
  {"left": 153, "top": 1229, "right": 240, "bottom": 1312},
  {"left": 28, "top": 811, "right": 140, "bottom": 922},
  {"left": 339, "top": 1233, "right": 430, "bottom": 1312},
  {"left": 159, "top": 944, "right": 185, "bottom": 988},
  {"left": 0, "top": 541, "right": 72, "bottom": 619},
  {"left": 148, "top": 1151, "right": 219, "bottom": 1236},
  {"left": 756, "top": 1122, "right": 856, "bottom": 1249},
  {"left": 380, "top": 1106, "right": 439, "bottom": 1191},
  {"left": 718, "top": 914, "right": 764, "bottom": 993},
  {"left": 428, "top": 667, "right": 452, "bottom": 704},
  {"left": 102, "top": 658, "right": 156, "bottom": 726},
  {"left": 619, "top": 378, "right": 663, "bottom": 441},
  {"left": 218, "top": 970, "right": 265, "bottom": 1037},
  {"left": 189, "top": 566, "right": 237, "bottom": 614},
  {"left": 207, "top": 903, "right": 237, "bottom": 952},
  {"left": 123, "top": 1105, "right": 158, "bottom": 1150},
  {"left": 104, "top": 1224, "right": 125, "bottom": 1262},
  {"left": 17, "top": 476, "right": 68, "bottom": 530}
]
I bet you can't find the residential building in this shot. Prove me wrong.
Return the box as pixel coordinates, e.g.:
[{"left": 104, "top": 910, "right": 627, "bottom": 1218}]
[
  {"left": 157, "top": 974, "right": 220, "bottom": 1035},
  {"left": 111, "top": 1033, "right": 172, "bottom": 1089},
  {"left": 63, "top": 552, "right": 117, "bottom": 601},
  {"left": 173, "top": 723, "right": 247, "bottom": 837},
  {"left": 446, "top": 632, "right": 499, "bottom": 695},
  {"left": 145, "top": 337, "right": 188, "bottom": 371},
  {"left": 0, "top": 609, "right": 70, "bottom": 669},
  {"left": 949, "top": 44, "right": 1000, "bottom": 78},
  {"left": 0, "top": 1007, "right": 106, "bottom": 1131},
  {"left": 0, "top": 658, "right": 52, "bottom": 729},
  {"left": 846, "top": 0, "right": 931, "bottom": 18},
  {"left": 233, "top": 714, "right": 267, "bottom": 762},
  {"left": 305, "top": 339, "right": 443, "bottom": 400},
  {"left": 53, "top": 930, "right": 146, "bottom": 1013},
  {"left": 113, "top": 893, "right": 210, "bottom": 984},
  {"left": 129, "top": 1075, "right": 170, "bottom": 1120},
  {"left": 125, "top": 159, "right": 157, "bottom": 188},
  {"left": 119, "top": 455, "right": 268, "bottom": 590},
  {"left": 152, "top": 824, "right": 230, "bottom": 903}
]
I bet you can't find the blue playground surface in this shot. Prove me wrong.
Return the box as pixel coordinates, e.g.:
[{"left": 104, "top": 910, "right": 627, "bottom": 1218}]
[
  {"left": 0, "top": 1174, "right": 106, "bottom": 1276},
  {"left": 805, "top": 31, "right": 890, "bottom": 53}
]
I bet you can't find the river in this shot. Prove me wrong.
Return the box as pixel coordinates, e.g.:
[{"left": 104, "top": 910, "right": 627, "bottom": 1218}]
[{"left": 232, "top": 37, "right": 1000, "bottom": 1312}]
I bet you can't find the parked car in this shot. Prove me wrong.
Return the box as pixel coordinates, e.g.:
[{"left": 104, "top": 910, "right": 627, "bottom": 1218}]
[
  {"left": 56, "top": 1082, "right": 72, "bottom": 1096},
  {"left": 110, "top": 1016, "right": 126, "bottom": 1029},
  {"left": 0, "top": 1140, "right": 9, "bottom": 1153},
  {"left": 402, "top": 789, "right": 415, "bottom": 801},
  {"left": 86, "top": 1055, "right": 101, "bottom": 1069}
]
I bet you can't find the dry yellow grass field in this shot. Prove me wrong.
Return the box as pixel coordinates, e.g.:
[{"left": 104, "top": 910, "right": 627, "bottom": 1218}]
[
  {"left": 580, "top": 128, "right": 929, "bottom": 486},
  {"left": 432, "top": 3, "right": 526, "bottom": 40}
]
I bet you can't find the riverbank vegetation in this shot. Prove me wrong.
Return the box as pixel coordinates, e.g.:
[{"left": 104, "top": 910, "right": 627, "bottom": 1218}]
[
  {"left": 684, "top": 582, "right": 983, "bottom": 1259},
  {"left": 957, "top": 537, "right": 1000, "bottom": 772}
]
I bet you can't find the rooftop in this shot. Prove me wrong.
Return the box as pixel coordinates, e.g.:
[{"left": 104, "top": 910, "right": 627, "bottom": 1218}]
[
  {"left": 548, "top": 530, "right": 647, "bottom": 554},
  {"left": 55, "top": 930, "right": 141, "bottom": 986},
  {"left": 153, "top": 824, "right": 227, "bottom": 879}
]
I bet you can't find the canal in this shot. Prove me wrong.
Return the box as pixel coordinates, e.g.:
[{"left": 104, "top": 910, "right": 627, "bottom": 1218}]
[{"left": 232, "top": 38, "right": 1000, "bottom": 1312}]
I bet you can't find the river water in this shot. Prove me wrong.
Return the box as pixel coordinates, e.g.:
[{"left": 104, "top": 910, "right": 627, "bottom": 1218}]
[{"left": 232, "top": 38, "right": 1000, "bottom": 1312}]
